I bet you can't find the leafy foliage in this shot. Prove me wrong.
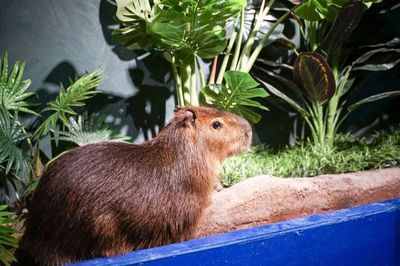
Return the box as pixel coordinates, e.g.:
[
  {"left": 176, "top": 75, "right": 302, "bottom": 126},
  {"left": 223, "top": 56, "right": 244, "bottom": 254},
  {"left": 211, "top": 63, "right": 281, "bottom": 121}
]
[
  {"left": 59, "top": 113, "right": 131, "bottom": 146},
  {"left": 148, "top": 0, "right": 246, "bottom": 60},
  {"left": 114, "top": 0, "right": 246, "bottom": 59},
  {"left": 201, "top": 71, "right": 268, "bottom": 123},
  {"left": 0, "top": 205, "right": 18, "bottom": 266},
  {"left": 223, "top": 128, "right": 400, "bottom": 185},
  {"left": 112, "top": 0, "right": 156, "bottom": 50},
  {"left": 254, "top": 1, "right": 400, "bottom": 149},
  {"left": 293, "top": 0, "right": 381, "bottom": 22},
  {"left": 0, "top": 54, "right": 35, "bottom": 115},
  {"left": 35, "top": 69, "right": 103, "bottom": 137},
  {"left": 316, "top": 1, "right": 365, "bottom": 56},
  {"left": 293, "top": 52, "right": 335, "bottom": 104},
  {"left": 0, "top": 54, "right": 111, "bottom": 206}
]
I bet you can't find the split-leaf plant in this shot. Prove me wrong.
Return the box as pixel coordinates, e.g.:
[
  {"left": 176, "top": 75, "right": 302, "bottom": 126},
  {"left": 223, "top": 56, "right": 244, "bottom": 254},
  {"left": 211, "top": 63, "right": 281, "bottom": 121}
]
[
  {"left": 113, "top": 0, "right": 306, "bottom": 123},
  {"left": 254, "top": 0, "right": 400, "bottom": 149}
]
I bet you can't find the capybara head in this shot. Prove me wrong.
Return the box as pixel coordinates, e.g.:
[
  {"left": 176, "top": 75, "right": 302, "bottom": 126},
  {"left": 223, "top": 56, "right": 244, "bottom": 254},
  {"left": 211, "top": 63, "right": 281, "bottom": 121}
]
[{"left": 168, "top": 106, "right": 252, "bottom": 161}]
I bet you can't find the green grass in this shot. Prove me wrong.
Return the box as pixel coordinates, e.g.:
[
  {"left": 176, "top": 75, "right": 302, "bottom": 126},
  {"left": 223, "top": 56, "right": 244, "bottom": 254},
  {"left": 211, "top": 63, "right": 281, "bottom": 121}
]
[{"left": 222, "top": 129, "right": 400, "bottom": 186}]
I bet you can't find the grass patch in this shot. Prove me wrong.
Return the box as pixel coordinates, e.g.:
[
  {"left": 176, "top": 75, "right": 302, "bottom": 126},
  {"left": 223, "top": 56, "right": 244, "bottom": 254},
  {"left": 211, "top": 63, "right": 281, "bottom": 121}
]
[{"left": 222, "top": 129, "right": 400, "bottom": 186}]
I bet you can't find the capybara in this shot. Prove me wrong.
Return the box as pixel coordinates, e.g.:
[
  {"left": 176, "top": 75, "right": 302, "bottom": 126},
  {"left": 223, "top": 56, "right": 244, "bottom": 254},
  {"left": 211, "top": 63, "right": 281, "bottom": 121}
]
[{"left": 16, "top": 106, "right": 252, "bottom": 265}]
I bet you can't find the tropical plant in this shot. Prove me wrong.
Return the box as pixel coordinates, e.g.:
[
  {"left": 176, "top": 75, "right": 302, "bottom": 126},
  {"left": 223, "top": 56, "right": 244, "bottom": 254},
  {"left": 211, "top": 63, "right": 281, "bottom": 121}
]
[
  {"left": 113, "top": 0, "right": 306, "bottom": 122},
  {"left": 59, "top": 113, "right": 131, "bottom": 146},
  {"left": 0, "top": 54, "right": 129, "bottom": 206},
  {"left": 114, "top": 0, "right": 247, "bottom": 106},
  {"left": 254, "top": 0, "right": 400, "bottom": 149},
  {"left": 34, "top": 69, "right": 103, "bottom": 138},
  {"left": 0, "top": 53, "right": 36, "bottom": 115},
  {"left": 0, "top": 205, "right": 18, "bottom": 266}
]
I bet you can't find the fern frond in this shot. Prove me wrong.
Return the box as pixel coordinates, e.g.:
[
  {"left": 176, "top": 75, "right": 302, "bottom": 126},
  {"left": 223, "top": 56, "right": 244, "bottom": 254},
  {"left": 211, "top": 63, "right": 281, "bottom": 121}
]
[
  {"left": 35, "top": 69, "right": 104, "bottom": 138},
  {"left": 0, "top": 106, "right": 31, "bottom": 183},
  {"left": 0, "top": 205, "right": 18, "bottom": 266},
  {"left": 59, "top": 113, "right": 131, "bottom": 146},
  {"left": 0, "top": 53, "right": 36, "bottom": 115}
]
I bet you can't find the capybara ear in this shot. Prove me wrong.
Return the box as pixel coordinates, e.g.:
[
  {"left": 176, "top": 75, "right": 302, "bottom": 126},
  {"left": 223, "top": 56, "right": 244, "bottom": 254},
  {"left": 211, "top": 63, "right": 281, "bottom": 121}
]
[{"left": 174, "top": 107, "right": 196, "bottom": 127}]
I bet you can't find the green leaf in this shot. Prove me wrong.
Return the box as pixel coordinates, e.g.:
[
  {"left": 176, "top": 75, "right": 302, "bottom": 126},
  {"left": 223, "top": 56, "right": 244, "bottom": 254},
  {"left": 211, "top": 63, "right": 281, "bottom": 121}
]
[
  {"left": 0, "top": 54, "right": 37, "bottom": 115},
  {"left": 347, "top": 90, "right": 400, "bottom": 113},
  {"left": 0, "top": 106, "right": 31, "bottom": 183},
  {"left": 255, "top": 77, "right": 310, "bottom": 117},
  {"left": 295, "top": 0, "right": 324, "bottom": 21},
  {"left": 58, "top": 113, "right": 131, "bottom": 146},
  {"left": 35, "top": 69, "right": 103, "bottom": 138},
  {"left": 240, "top": 7, "right": 285, "bottom": 47},
  {"left": 112, "top": 0, "right": 156, "bottom": 50},
  {"left": 317, "top": 1, "right": 365, "bottom": 56},
  {"left": 200, "top": 71, "right": 269, "bottom": 124},
  {"left": 147, "top": 0, "right": 246, "bottom": 60},
  {"left": 352, "top": 48, "right": 400, "bottom": 71},
  {"left": 0, "top": 205, "right": 18, "bottom": 266},
  {"left": 293, "top": 52, "right": 336, "bottom": 104}
]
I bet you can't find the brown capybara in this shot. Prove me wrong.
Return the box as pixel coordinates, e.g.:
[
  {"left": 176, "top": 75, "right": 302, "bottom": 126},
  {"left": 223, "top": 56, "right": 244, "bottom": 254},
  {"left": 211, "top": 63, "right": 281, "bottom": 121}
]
[{"left": 15, "top": 106, "right": 252, "bottom": 265}]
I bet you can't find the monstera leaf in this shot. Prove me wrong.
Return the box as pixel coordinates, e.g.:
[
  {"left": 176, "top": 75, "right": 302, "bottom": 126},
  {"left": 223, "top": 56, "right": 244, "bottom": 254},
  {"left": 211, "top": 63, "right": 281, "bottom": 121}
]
[
  {"left": 294, "top": 52, "right": 336, "bottom": 104},
  {"left": 112, "top": 0, "right": 156, "bottom": 50},
  {"left": 201, "top": 71, "right": 268, "bottom": 123},
  {"left": 148, "top": 0, "right": 246, "bottom": 60}
]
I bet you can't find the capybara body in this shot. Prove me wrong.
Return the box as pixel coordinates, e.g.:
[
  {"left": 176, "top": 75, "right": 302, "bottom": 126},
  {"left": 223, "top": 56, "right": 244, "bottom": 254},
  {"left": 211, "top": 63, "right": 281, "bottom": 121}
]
[{"left": 16, "top": 106, "right": 252, "bottom": 265}]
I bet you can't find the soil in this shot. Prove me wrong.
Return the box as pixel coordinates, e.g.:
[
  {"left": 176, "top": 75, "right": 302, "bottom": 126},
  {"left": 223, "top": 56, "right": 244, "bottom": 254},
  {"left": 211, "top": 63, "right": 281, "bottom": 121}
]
[{"left": 195, "top": 167, "right": 400, "bottom": 237}]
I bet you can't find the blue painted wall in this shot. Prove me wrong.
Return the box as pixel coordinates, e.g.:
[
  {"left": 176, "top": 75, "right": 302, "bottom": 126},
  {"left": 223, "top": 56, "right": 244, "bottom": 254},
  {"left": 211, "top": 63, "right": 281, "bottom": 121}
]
[{"left": 72, "top": 198, "right": 400, "bottom": 266}]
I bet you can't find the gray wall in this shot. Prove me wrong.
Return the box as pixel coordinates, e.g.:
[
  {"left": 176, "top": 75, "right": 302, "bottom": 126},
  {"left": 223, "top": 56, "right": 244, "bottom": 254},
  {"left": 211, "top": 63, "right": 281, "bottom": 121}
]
[{"left": 0, "top": 0, "right": 176, "bottom": 144}]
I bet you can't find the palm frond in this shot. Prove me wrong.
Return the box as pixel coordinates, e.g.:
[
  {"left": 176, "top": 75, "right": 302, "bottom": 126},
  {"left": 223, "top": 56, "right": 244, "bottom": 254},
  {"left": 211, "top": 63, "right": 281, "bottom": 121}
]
[
  {"left": 35, "top": 69, "right": 104, "bottom": 138},
  {"left": 59, "top": 113, "right": 131, "bottom": 146},
  {"left": 0, "top": 106, "right": 31, "bottom": 183},
  {"left": 0, "top": 53, "right": 36, "bottom": 115},
  {"left": 0, "top": 205, "right": 18, "bottom": 266}
]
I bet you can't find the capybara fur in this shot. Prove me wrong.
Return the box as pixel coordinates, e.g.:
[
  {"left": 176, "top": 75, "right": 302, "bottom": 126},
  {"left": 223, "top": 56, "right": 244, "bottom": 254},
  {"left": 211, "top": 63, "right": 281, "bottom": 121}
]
[{"left": 16, "top": 106, "right": 252, "bottom": 265}]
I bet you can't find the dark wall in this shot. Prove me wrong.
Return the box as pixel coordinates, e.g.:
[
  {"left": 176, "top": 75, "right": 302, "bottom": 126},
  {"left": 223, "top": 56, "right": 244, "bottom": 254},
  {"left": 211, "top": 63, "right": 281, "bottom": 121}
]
[{"left": 0, "top": 0, "right": 175, "bottom": 143}]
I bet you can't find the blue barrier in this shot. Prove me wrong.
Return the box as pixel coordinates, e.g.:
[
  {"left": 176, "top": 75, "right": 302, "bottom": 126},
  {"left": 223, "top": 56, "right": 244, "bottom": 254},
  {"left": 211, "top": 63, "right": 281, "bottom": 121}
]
[{"left": 72, "top": 197, "right": 400, "bottom": 265}]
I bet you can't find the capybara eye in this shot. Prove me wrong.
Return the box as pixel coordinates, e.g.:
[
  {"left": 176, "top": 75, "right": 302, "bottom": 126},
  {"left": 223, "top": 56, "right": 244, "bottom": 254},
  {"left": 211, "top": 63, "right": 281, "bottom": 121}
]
[{"left": 212, "top": 121, "right": 222, "bottom": 129}]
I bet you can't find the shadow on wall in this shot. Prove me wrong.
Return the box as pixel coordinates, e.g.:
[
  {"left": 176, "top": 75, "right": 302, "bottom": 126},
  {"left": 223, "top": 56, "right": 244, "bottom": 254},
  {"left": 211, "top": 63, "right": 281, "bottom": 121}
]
[
  {"left": 99, "top": 0, "right": 137, "bottom": 62},
  {"left": 98, "top": 0, "right": 174, "bottom": 140}
]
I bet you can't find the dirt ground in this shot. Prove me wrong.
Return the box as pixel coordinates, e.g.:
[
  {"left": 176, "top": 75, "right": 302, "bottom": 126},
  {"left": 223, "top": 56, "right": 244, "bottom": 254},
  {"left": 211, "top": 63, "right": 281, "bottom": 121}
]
[{"left": 195, "top": 167, "right": 400, "bottom": 237}]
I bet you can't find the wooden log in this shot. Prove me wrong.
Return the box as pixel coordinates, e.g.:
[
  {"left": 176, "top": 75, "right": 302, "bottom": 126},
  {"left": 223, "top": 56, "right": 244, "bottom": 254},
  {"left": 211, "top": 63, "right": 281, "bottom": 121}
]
[{"left": 195, "top": 167, "right": 400, "bottom": 237}]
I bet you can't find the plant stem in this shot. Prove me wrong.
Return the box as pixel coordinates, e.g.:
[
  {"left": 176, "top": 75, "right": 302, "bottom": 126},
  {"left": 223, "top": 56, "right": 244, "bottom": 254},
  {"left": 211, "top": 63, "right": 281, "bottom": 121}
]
[
  {"left": 244, "top": 4, "right": 300, "bottom": 73},
  {"left": 304, "top": 116, "right": 317, "bottom": 144},
  {"left": 326, "top": 67, "right": 351, "bottom": 147},
  {"left": 209, "top": 56, "right": 218, "bottom": 84},
  {"left": 309, "top": 102, "right": 325, "bottom": 147},
  {"left": 196, "top": 56, "right": 206, "bottom": 90},
  {"left": 317, "top": 104, "right": 325, "bottom": 147},
  {"left": 308, "top": 21, "right": 319, "bottom": 52},
  {"left": 171, "top": 57, "right": 184, "bottom": 106},
  {"left": 237, "top": 0, "right": 275, "bottom": 70},
  {"left": 216, "top": 31, "right": 237, "bottom": 84},
  {"left": 190, "top": 59, "right": 198, "bottom": 105},
  {"left": 182, "top": 63, "right": 191, "bottom": 105},
  {"left": 230, "top": 9, "right": 245, "bottom": 71}
]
